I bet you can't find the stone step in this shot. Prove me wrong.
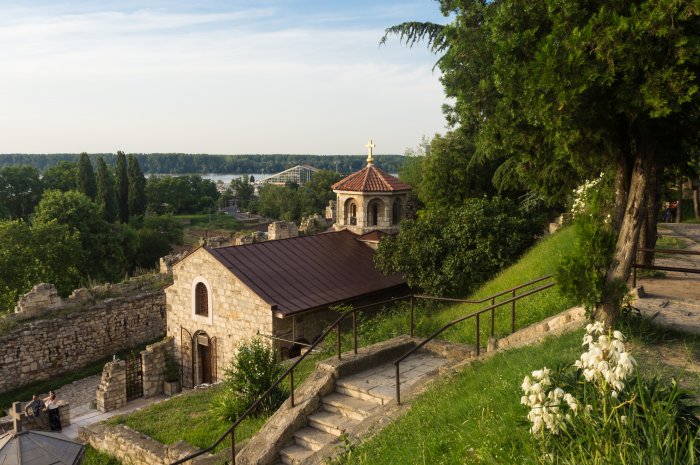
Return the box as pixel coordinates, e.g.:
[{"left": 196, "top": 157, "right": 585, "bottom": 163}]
[
  {"left": 279, "top": 444, "right": 314, "bottom": 465},
  {"left": 308, "top": 410, "right": 360, "bottom": 436},
  {"left": 335, "top": 380, "right": 392, "bottom": 406},
  {"left": 293, "top": 426, "right": 337, "bottom": 451},
  {"left": 322, "top": 392, "right": 379, "bottom": 421}
]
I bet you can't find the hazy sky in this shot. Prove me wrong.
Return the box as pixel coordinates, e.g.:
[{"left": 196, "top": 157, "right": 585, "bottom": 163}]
[{"left": 0, "top": 1, "right": 448, "bottom": 155}]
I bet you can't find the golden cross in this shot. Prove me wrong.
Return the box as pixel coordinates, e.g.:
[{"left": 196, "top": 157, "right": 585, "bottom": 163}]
[{"left": 365, "top": 140, "right": 376, "bottom": 165}]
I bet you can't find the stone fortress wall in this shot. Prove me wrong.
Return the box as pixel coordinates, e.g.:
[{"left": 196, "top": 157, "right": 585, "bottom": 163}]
[{"left": 0, "top": 276, "right": 167, "bottom": 395}]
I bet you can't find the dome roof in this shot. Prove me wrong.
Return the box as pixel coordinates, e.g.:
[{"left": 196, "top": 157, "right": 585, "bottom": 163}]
[
  {"left": 332, "top": 164, "right": 411, "bottom": 193},
  {"left": 0, "top": 430, "right": 84, "bottom": 465}
]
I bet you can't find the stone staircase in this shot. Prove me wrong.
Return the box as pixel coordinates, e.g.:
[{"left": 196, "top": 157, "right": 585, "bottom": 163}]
[{"left": 271, "top": 352, "right": 450, "bottom": 465}]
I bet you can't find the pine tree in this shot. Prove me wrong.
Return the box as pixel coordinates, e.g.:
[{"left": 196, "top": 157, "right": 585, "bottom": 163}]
[
  {"left": 127, "top": 154, "right": 146, "bottom": 217},
  {"left": 96, "top": 157, "right": 118, "bottom": 222},
  {"left": 76, "top": 152, "right": 97, "bottom": 200},
  {"left": 115, "top": 151, "right": 129, "bottom": 223}
]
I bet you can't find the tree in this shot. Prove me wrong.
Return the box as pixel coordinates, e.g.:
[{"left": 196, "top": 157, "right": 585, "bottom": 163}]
[
  {"left": 384, "top": 0, "right": 700, "bottom": 324},
  {"left": 127, "top": 154, "right": 146, "bottom": 217},
  {"left": 0, "top": 165, "right": 43, "bottom": 220},
  {"left": 76, "top": 152, "right": 97, "bottom": 200},
  {"left": 375, "top": 197, "right": 539, "bottom": 297},
  {"left": 115, "top": 151, "right": 129, "bottom": 223},
  {"left": 42, "top": 161, "right": 78, "bottom": 192},
  {"left": 230, "top": 176, "right": 255, "bottom": 210},
  {"left": 95, "top": 157, "right": 118, "bottom": 222},
  {"left": 33, "top": 190, "right": 126, "bottom": 282}
]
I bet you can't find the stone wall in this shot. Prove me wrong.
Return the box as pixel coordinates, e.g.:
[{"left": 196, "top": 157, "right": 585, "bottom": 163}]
[
  {"left": 141, "top": 338, "right": 172, "bottom": 398},
  {"left": 0, "top": 290, "right": 166, "bottom": 395},
  {"left": 166, "top": 248, "right": 273, "bottom": 389},
  {"left": 268, "top": 221, "right": 299, "bottom": 240},
  {"left": 80, "top": 423, "right": 230, "bottom": 465},
  {"left": 0, "top": 400, "right": 71, "bottom": 432},
  {"left": 13, "top": 283, "right": 63, "bottom": 319},
  {"left": 96, "top": 360, "right": 126, "bottom": 413}
]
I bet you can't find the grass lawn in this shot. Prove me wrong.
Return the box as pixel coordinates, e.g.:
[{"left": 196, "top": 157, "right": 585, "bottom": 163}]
[
  {"left": 334, "top": 321, "right": 700, "bottom": 465},
  {"left": 82, "top": 447, "right": 122, "bottom": 465},
  {"left": 110, "top": 351, "right": 325, "bottom": 454}
]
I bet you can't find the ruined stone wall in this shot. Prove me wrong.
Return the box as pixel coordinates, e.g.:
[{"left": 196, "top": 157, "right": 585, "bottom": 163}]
[
  {"left": 79, "top": 423, "right": 230, "bottom": 465},
  {"left": 0, "top": 291, "right": 166, "bottom": 395},
  {"left": 166, "top": 248, "right": 273, "bottom": 387},
  {"left": 268, "top": 221, "right": 298, "bottom": 240}
]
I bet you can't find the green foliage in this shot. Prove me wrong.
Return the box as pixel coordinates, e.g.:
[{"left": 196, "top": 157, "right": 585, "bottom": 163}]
[
  {"left": 163, "top": 351, "right": 180, "bottom": 383},
  {"left": 41, "top": 161, "right": 78, "bottom": 192},
  {"left": 130, "top": 215, "right": 184, "bottom": 269},
  {"left": 211, "top": 337, "right": 286, "bottom": 423},
  {"left": 127, "top": 154, "right": 146, "bottom": 217},
  {"left": 82, "top": 447, "right": 121, "bottom": 465},
  {"left": 115, "top": 151, "right": 129, "bottom": 223},
  {"left": 0, "top": 220, "right": 82, "bottom": 314},
  {"left": 375, "top": 197, "right": 541, "bottom": 297},
  {"left": 251, "top": 170, "right": 340, "bottom": 222},
  {"left": 522, "top": 342, "right": 699, "bottom": 464},
  {"left": 145, "top": 175, "right": 218, "bottom": 214},
  {"left": 77, "top": 152, "right": 97, "bottom": 200},
  {"left": 95, "top": 157, "right": 118, "bottom": 222},
  {"left": 0, "top": 165, "right": 43, "bottom": 220}
]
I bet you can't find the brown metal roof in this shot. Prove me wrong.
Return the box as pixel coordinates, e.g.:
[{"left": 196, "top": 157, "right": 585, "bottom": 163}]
[
  {"left": 206, "top": 230, "right": 406, "bottom": 316},
  {"left": 332, "top": 164, "right": 412, "bottom": 192}
]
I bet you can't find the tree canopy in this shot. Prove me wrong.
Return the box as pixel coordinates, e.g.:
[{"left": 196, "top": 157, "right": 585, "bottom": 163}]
[{"left": 385, "top": 0, "right": 700, "bottom": 323}]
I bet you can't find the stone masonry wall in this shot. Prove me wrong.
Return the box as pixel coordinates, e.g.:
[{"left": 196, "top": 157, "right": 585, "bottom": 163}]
[
  {"left": 141, "top": 338, "right": 172, "bottom": 398},
  {"left": 96, "top": 360, "right": 127, "bottom": 413},
  {"left": 166, "top": 248, "right": 273, "bottom": 388},
  {"left": 0, "top": 291, "right": 166, "bottom": 395},
  {"left": 80, "top": 423, "right": 230, "bottom": 465}
]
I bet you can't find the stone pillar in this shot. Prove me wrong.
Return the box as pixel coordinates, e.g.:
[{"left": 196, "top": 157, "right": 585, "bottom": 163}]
[
  {"left": 96, "top": 360, "right": 127, "bottom": 412},
  {"left": 141, "top": 338, "right": 173, "bottom": 398}
]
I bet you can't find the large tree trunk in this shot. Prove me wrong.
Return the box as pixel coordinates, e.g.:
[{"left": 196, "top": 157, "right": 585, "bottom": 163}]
[
  {"left": 689, "top": 177, "right": 699, "bottom": 220},
  {"left": 612, "top": 153, "right": 629, "bottom": 232},
  {"left": 675, "top": 175, "right": 683, "bottom": 223},
  {"left": 637, "top": 162, "right": 660, "bottom": 266},
  {"left": 595, "top": 138, "right": 656, "bottom": 326}
]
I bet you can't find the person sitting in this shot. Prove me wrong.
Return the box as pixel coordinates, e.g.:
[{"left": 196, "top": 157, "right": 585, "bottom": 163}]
[
  {"left": 24, "top": 394, "right": 46, "bottom": 428},
  {"left": 44, "top": 391, "right": 61, "bottom": 432}
]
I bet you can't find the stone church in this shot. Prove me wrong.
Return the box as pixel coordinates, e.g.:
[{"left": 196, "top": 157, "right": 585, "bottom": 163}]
[{"left": 165, "top": 142, "right": 411, "bottom": 388}]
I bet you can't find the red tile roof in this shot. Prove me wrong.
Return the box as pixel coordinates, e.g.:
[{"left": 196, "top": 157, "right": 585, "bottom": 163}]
[
  {"left": 332, "top": 164, "right": 412, "bottom": 192},
  {"left": 206, "top": 230, "right": 406, "bottom": 317}
]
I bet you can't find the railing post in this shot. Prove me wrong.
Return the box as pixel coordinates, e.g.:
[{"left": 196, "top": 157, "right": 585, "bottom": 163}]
[
  {"left": 511, "top": 289, "right": 516, "bottom": 334},
  {"left": 395, "top": 363, "right": 401, "bottom": 405},
  {"left": 410, "top": 297, "right": 414, "bottom": 337},
  {"left": 490, "top": 297, "right": 495, "bottom": 337},
  {"left": 290, "top": 368, "right": 295, "bottom": 407},
  {"left": 337, "top": 324, "right": 341, "bottom": 360},
  {"left": 476, "top": 313, "right": 480, "bottom": 356},
  {"left": 353, "top": 310, "right": 358, "bottom": 355},
  {"left": 231, "top": 429, "right": 236, "bottom": 465}
]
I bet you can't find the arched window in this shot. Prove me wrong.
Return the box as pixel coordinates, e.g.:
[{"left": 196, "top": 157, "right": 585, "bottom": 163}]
[
  {"left": 195, "top": 282, "right": 209, "bottom": 316},
  {"left": 344, "top": 198, "right": 358, "bottom": 225},
  {"left": 366, "top": 199, "right": 384, "bottom": 227},
  {"left": 370, "top": 204, "right": 378, "bottom": 226},
  {"left": 392, "top": 200, "right": 402, "bottom": 225}
]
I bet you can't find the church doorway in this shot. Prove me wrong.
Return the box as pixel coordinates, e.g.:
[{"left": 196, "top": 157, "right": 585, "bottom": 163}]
[{"left": 193, "top": 331, "right": 217, "bottom": 385}]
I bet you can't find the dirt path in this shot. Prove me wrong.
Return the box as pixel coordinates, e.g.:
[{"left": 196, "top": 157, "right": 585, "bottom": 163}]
[{"left": 633, "top": 224, "right": 700, "bottom": 334}]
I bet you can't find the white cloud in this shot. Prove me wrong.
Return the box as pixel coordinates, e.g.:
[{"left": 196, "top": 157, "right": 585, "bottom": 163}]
[{"left": 0, "top": 4, "right": 446, "bottom": 154}]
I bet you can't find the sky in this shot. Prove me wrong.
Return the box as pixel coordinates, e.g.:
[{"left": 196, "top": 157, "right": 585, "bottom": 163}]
[{"left": 0, "top": 1, "right": 449, "bottom": 155}]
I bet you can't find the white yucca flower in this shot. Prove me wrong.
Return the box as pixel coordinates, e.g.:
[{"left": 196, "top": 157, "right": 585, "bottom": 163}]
[
  {"left": 574, "top": 324, "right": 636, "bottom": 396},
  {"left": 521, "top": 366, "right": 578, "bottom": 435}
]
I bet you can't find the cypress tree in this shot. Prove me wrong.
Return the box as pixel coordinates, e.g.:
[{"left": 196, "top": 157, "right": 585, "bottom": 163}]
[
  {"left": 127, "top": 154, "right": 146, "bottom": 217},
  {"left": 76, "top": 152, "right": 97, "bottom": 200},
  {"left": 96, "top": 157, "right": 118, "bottom": 222},
  {"left": 116, "top": 151, "right": 129, "bottom": 223}
]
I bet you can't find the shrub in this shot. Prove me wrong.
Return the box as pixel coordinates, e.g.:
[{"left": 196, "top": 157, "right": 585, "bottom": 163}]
[
  {"left": 521, "top": 324, "right": 699, "bottom": 464},
  {"left": 163, "top": 351, "right": 180, "bottom": 383},
  {"left": 211, "top": 337, "right": 286, "bottom": 423}
]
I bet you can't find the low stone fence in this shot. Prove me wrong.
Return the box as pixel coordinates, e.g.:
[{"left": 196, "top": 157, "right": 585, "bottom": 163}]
[
  {"left": 79, "top": 423, "right": 229, "bottom": 465},
  {"left": 0, "top": 400, "right": 71, "bottom": 432}
]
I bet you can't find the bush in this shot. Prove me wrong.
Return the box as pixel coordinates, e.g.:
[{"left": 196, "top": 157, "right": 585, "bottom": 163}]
[
  {"left": 375, "top": 197, "right": 542, "bottom": 297},
  {"left": 163, "top": 351, "right": 180, "bottom": 383},
  {"left": 521, "top": 324, "right": 699, "bottom": 464},
  {"left": 211, "top": 337, "right": 286, "bottom": 423}
]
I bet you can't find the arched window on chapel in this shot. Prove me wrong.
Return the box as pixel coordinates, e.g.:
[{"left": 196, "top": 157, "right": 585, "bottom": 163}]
[{"left": 195, "top": 282, "right": 209, "bottom": 316}]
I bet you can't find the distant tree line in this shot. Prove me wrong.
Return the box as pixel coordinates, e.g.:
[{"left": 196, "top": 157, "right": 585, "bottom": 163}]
[{"left": 0, "top": 153, "right": 406, "bottom": 175}]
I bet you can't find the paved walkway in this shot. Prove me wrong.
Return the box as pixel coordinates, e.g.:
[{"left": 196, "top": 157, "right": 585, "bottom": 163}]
[{"left": 634, "top": 223, "right": 700, "bottom": 334}]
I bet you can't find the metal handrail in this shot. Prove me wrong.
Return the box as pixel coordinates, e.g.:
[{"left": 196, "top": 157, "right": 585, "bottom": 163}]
[
  {"left": 170, "top": 294, "right": 411, "bottom": 465},
  {"left": 394, "top": 277, "right": 557, "bottom": 404},
  {"left": 632, "top": 248, "right": 700, "bottom": 287},
  {"left": 170, "top": 274, "right": 556, "bottom": 464}
]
